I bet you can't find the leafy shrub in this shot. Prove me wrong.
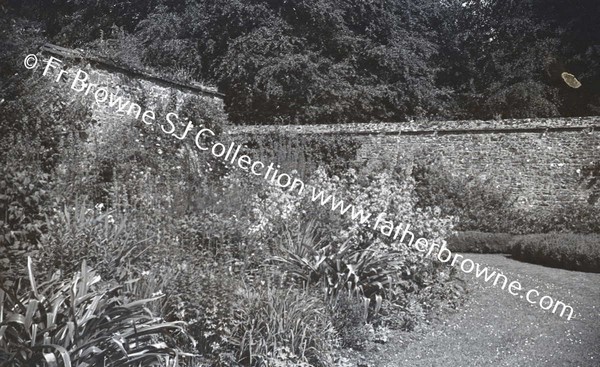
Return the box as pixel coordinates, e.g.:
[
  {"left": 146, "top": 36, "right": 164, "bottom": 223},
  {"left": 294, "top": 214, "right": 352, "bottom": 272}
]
[
  {"left": 251, "top": 166, "right": 455, "bottom": 247},
  {"left": 37, "top": 198, "right": 180, "bottom": 280},
  {"left": 511, "top": 233, "right": 600, "bottom": 273},
  {"left": 521, "top": 203, "right": 600, "bottom": 234},
  {"left": 38, "top": 201, "right": 137, "bottom": 277},
  {"left": 178, "top": 169, "right": 271, "bottom": 261},
  {"left": 0, "top": 258, "right": 194, "bottom": 366},
  {"left": 0, "top": 165, "right": 50, "bottom": 281},
  {"left": 447, "top": 231, "right": 514, "bottom": 253},
  {"left": 0, "top": 66, "right": 92, "bottom": 174},
  {"left": 162, "top": 261, "right": 242, "bottom": 359},
  {"left": 253, "top": 165, "right": 459, "bottom": 331},
  {"left": 227, "top": 286, "right": 337, "bottom": 367},
  {"left": 411, "top": 155, "right": 514, "bottom": 233},
  {"left": 269, "top": 217, "right": 462, "bottom": 346},
  {"left": 412, "top": 155, "right": 600, "bottom": 234}
]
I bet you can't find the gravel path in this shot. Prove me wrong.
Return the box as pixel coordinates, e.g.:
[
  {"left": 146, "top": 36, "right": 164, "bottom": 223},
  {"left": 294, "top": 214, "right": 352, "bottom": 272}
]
[{"left": 373, "top": 254, "right": 600, "bottom": 367}]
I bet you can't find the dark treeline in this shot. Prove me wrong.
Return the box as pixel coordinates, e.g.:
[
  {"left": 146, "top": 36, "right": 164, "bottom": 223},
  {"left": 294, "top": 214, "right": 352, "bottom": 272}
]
[{"left": 2, "top": 0, "right": 599, "bottom": 124}]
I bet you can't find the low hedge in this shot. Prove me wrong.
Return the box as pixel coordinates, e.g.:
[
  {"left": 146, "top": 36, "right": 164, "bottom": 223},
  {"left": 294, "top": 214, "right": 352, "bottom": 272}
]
[
  {"left": 511, "top": 233, "right": 600, "bottom": 273},
  {"left": 446, "top": 231, "right": 514, "bottom": 253}
]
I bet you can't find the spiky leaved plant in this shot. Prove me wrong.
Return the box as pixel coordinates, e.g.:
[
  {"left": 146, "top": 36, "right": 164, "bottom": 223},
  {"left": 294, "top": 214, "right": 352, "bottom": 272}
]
[
  {"left": 0, "top": 257, "right": 195, "bottom": 366},
  {"left": 271, "top": 220, "right": 393, "bottom": 315},
  {"left": 227, "top": 285, "right": 337, "bottom": 367}
]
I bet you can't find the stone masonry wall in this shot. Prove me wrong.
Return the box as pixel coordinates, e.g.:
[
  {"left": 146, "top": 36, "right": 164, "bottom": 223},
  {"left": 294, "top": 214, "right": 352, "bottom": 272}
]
[
  {"left": 38, "top": 44, "right": 224, "bottom": 175},
  {"left": 80, "top": 65, "right": 224, "bottom": 129},
  {"left": 228, "top": 117, "right": 600, "bottom": 210},
  {"left": 40, "top": 43, "right": 224, "bottom": 129}
]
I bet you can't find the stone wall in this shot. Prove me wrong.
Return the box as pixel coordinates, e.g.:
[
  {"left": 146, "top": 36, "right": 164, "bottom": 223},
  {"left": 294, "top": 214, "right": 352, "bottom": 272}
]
[
  {"left": 80, "top": 64, "right": 224, "bottom": 129},
  {"left": 36, "top": 44, "right": 226, "bottom": 182},
  {"left": 40, "top": 43, "right": 224, "bottom": 128},
  {"left": 228, "top": 117, "right": 600, "bottom": 209}
]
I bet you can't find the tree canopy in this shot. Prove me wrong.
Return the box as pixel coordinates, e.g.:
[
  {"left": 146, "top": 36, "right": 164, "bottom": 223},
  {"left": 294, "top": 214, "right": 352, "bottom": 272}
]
[{"left": 3, "top": 0, "right": 599, "bottom": 124}]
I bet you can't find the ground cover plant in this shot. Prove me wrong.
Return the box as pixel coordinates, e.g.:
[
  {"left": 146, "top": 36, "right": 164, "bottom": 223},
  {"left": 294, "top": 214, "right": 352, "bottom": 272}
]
[{"left": 510, "top": 233, "right": 600, "bottom": 273}]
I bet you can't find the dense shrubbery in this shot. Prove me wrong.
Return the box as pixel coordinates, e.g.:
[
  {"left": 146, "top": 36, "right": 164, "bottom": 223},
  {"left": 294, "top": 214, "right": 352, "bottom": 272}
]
[
  {"left": 447, "top": 232, "right": 514, "bottom": 254},
  {"left": 511, "top": 204, "right": 600, "bottom": 234},
  {"left": 411, "top": 154, "right": 515, "bottom": 233},
  {"left": 0, "top": 23, "right": 467, "bottom": 367},
  {"left": 511, "top": 233, "right": 600, "bottom": 273},
  {"left": 412, "top": 156, "right": 600, "bottom": 235},
  {"left": 0, "top": 165, "right": 49, "bottom": 280},
  {"left": 37, "top": 199, "right": 173, "bottom": 278},
  {"left": 7, "top": 0, "right": 599, "bottom": 123},
  {"left": 145, "top": 163, "right": 463, "bottom": 365}
]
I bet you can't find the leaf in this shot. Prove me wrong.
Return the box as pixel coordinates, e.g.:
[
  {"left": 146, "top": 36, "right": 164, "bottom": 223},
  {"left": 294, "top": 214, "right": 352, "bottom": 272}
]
[
  {"left": 27, "top": 257, "right": 39, "bottom": 299},
  {"left": 33, "top": 344, "right": 71, "bottom": 367}
]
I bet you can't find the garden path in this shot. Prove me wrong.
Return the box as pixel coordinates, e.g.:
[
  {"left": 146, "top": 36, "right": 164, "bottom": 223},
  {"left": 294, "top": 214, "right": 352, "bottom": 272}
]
[{"left": 364, "top": 254, "right": 600, "bottom": 367}]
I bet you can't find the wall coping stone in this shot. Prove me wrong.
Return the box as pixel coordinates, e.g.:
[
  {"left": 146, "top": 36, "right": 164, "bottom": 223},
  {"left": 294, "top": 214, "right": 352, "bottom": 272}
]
[
  {"left": 226, "top": 117, "right": 600, "bottom": 136},
  {"left": 40, "top": 43, "right": 224, "bottom": 99}
]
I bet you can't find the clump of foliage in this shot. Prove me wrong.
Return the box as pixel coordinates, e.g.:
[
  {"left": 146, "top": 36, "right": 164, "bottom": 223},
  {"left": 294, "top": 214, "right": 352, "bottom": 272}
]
[
  {"left": 255, "top": 165, "right": 462, "bottom": 342},
  {"left": 447, "top": 231, "right": 514, "bottom": 254},
  {"left": 270, "top": 221, "right": 386, "bottom": 350},
  {"left": 227, "top": 286, "right": 337, "bottom": 367},
  {"left": 329, "top": 292, "right": 375, "bottom": 351},
  {"left": 525, "top": 204, "right": 600, "bottom": 234},
  {"left": 411, "top": 155, "right": 515, "bottom": 233},
  {"left": 510, "top": 233, "right": 600, "bottom": 273},
  {"left": 37, "top": 199, "right": 160, "bottom": 279},
  {"left": 242, "top": 133, "right": 361, "bottom": 179},
  {"left": 161, "top": 261, "right": 242, "bottom": 359},
  {"left": 250, "top": 165, "right": 456, "bottom": 244},
  {"left": 412, "top": 155, "right": 600, "bottom": 235},
  {"left": 0, "top": 258, "right": 194, "bottom": 366},
  {"left": 0, "top": 165, "right": 50, "bottom": 281}
]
